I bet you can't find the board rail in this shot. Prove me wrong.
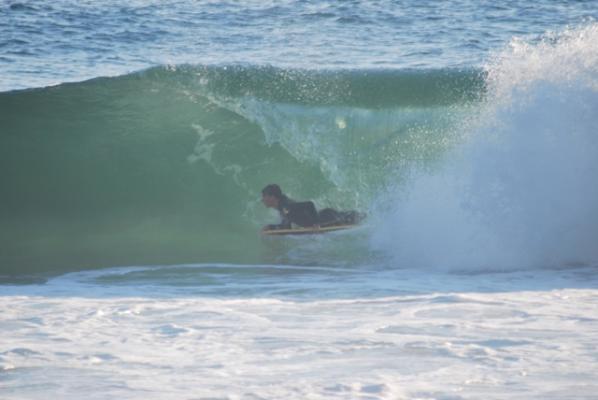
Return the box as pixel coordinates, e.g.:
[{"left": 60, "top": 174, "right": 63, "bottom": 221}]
[{"left": 262, "top": 224, "right": 357, "bottom": 236}]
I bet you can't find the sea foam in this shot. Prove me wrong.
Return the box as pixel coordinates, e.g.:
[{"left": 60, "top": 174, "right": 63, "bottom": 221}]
[{"left": 373, "top": 24, "right": 598, "bottom": 270}]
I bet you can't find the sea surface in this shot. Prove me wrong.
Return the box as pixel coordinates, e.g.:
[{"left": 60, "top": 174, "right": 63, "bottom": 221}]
[{"left": 1, "top": 1, "right": 598, "bottom": 399}]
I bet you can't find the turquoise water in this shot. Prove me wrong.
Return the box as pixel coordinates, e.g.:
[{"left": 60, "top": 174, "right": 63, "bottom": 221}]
[{"left": 0, "top": 66, "right": 482, "bottom": 275}]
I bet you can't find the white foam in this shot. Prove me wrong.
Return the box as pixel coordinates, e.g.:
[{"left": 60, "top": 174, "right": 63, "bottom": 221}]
[
  {"left": 373, "top": 23, "right": 598, "bottom": 270},
  {"left": 1, "top": 269, "right": 598, "bottom": 399}
]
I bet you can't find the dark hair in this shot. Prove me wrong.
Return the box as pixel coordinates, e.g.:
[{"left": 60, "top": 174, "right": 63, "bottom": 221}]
[{"left": 262, "top": 184, "right": 283, "bottom": 200}]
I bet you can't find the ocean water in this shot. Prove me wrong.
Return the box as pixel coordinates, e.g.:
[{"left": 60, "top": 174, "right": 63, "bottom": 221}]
[{"left": 2, "top": 1, "right": 598, "bottom": 399}]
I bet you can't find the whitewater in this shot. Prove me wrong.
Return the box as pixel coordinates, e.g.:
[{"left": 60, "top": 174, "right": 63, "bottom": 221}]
[{"left": 2, "top": 1, "right": 598, "bottom": 399}]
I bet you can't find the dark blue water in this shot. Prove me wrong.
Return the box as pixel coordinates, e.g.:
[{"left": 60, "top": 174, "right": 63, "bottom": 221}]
[{"left": 1, "top": 0, "right": 596, "bottom": 90}]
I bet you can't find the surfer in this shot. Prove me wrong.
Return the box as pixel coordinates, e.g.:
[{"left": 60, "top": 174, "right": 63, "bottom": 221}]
[{"left": 261, "top": 184, "right": 364, "bottom": 231}]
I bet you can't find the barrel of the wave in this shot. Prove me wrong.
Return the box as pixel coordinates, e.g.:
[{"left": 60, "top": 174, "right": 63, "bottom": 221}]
[{"left": 0, "top": 65, "right": 481, "bottom": 277}]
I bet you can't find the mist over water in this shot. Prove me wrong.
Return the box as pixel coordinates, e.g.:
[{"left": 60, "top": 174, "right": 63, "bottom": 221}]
[{"left": 373, "top": 24, "right": 598, "bottom": 270}]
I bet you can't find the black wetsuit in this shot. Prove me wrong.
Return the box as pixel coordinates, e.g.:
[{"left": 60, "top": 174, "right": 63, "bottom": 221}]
[
  {"left": 266, "top": 196, "right": 364, "bottom": 230},
  {"left": 317, "top": 208, "right": 363, "bottom": 227},
  {"left": 266, "top": 196, "right": 318, "bottom": 230}
]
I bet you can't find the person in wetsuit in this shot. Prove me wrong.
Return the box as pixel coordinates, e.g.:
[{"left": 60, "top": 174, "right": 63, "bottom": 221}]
[{"left": 261, "top": 184, "right": 364, "bottom": 231}]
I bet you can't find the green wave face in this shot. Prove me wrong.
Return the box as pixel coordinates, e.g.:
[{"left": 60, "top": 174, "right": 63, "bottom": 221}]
[{"left": 0, "top": 66, "right": 484, "bottom": 276}]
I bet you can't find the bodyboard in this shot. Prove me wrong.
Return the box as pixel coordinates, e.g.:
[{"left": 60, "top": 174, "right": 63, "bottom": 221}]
[{"left": 262, "top": 224, "right": 357, "bottom": 236}]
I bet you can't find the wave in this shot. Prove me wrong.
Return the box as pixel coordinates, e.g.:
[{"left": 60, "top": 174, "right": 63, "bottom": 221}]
[{"left": 0, "top": 66, "right": 482, "bottom": 276}]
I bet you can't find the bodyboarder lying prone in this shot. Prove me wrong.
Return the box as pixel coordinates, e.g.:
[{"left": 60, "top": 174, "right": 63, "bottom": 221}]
[{"left": 260, "top": 184, "right": 364, "bottom": 231}]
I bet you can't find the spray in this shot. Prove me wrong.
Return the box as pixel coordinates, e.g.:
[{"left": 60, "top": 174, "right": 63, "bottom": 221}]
[{"left": 373, "top": 24, "right": 598, "bottom": 270}]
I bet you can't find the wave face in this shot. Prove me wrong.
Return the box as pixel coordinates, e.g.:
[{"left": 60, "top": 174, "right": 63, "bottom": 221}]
[
  {"left": 0, "top": 66, "right": 482, "bottom": 276},
  {"left": 372, "top": 24, "right": 598, "bottom": 270}
]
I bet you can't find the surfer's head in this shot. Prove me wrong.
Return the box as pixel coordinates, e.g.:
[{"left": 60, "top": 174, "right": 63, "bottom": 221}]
[{"left": 261, "top": 184, "right": 283, "bottom": 208}]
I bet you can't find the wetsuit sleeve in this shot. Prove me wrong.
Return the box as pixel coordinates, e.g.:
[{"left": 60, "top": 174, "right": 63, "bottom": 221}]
[
  {"left": 267, "top": 200, "right": 317, "bottom": 230},
  {"left": 266, "top": 208, "right": 292, "bottom": 230}
]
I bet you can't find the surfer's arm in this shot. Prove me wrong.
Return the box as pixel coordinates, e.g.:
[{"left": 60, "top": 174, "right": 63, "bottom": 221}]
[{"left": 263, "top": 211, "right": 292, "bottom": 231}]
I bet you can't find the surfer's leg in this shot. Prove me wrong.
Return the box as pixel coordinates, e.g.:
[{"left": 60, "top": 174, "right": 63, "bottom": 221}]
[{"left": 317, "top": 208, "right": 340, "bottom": 226}]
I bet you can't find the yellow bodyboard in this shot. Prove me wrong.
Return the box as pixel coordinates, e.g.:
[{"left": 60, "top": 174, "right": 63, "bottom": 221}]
[{"left": 262, "top": 224, "right": 357, "bottom": 236}]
